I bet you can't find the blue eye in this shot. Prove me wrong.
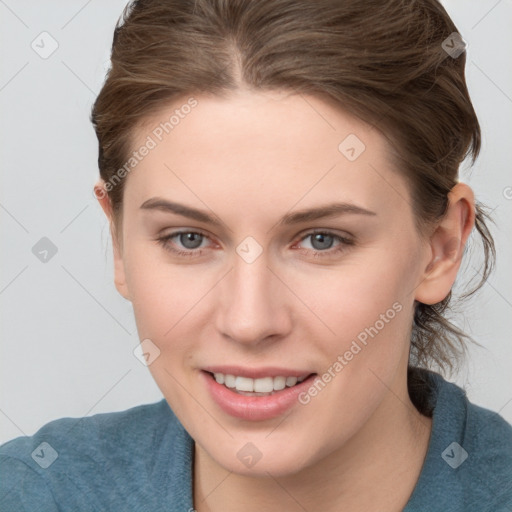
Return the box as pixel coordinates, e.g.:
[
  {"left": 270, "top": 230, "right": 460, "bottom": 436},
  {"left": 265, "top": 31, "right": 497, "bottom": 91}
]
[
  {"left": 155, "top": 229, "right": 353, "bottom": 259},
  {"left": 173, "top": 232, "right": 204, "bottom": 250},
  {"left": 301, "top": 232, "right": 336, "bottom": 251},
  {"left": 294, "top": 230, "right": 353, "bottom": 258},
  {"left": 156, "top": 230, "right": 209, "bottom": 258}
]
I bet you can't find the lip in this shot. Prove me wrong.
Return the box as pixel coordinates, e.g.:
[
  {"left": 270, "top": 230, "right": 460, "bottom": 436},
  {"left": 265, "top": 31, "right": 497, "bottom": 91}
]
[
  {"left": 201, "top": 370, "right": 317, "bottom": 421},
  {"left": 201, "top": 365, "right": 312, "bottom": 379}
]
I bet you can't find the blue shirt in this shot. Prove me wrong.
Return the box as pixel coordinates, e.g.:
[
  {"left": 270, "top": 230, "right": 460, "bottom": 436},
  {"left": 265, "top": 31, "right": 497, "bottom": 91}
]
[{"left": 1, "top": 368, "right": 511, "bottom": 511}]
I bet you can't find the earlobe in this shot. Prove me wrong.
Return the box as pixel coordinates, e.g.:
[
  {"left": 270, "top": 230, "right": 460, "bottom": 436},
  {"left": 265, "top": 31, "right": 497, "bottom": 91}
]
[
  {"left": 93, "top": 180, "right": 132, "bottom": 302},
  {"left": 113, "top": 255, "right": 131, "bottom": 302},
  {"left": 415, "top": 183, "right": 475, "bottom": 305}
]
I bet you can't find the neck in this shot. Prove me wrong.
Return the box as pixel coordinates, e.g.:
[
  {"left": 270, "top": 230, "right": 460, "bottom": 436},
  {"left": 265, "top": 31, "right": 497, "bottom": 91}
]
[{"left": 193, "top": 369, "right": 432, "bottom": 512}]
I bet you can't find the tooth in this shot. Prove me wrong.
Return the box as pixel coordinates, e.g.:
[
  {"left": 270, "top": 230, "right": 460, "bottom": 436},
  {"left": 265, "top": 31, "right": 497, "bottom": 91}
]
[
  {"left": 285, "top": 376, "right": 298, "bottom": 387},
  {"left": 254, "top": 377, "right": 274, "bottom": 393},
  {"left": 235, "top": 376, "right": 254, "bottom": 392},
  {"left": 224, "top": 374, "right": 236, "bottom": 388},
  {"left": 216, "top": 373, "right": 306, "bottom": 391},
  {"left": 273, "top": 376, "right": 286, "bottom": 391}
]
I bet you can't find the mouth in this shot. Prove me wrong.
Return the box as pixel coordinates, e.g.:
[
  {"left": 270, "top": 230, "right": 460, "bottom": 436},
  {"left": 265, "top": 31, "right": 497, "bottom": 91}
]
[
  {"left": 206, "top": 371, "right": 312, "bottom": 396},
  {"left": 200, "top": 368, "right": 318, "bottom": 421}
]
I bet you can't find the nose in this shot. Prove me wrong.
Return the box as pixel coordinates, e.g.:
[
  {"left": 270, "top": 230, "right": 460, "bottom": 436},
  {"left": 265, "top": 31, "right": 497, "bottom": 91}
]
[{"left": 215, "top": 250, "right": 292, "bottom": 347}]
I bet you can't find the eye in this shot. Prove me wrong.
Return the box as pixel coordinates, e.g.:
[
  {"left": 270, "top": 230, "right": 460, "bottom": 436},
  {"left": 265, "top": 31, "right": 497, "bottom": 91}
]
[
  {"left": 155, "top": 229, "right": 354, "bottom": 260},
  {"left": 293, "top": 230, "right": 354, "bottom": 258},
  {"left": 156, "top": 230, "right": 212, "bottom": 258}
]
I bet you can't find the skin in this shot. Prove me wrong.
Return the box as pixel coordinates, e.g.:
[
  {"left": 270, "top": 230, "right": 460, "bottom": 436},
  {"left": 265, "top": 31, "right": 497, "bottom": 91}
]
[{"left": 95, "top": 89, "right": 475, "bottom": 512}]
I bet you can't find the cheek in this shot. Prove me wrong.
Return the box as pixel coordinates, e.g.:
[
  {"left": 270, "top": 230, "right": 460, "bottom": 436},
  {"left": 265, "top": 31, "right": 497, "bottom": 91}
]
[
  {"left": 292, "top": 254, "right": 413, "bottom": 333},
  {"left": 125, "top": 232, "right": 419, "bottom": 358},
  {"left": 287, "top": 248, "right": 417, "bottom": 377},
  {"left": 123, "top": 245, "right": 208, "bottom": 344}
]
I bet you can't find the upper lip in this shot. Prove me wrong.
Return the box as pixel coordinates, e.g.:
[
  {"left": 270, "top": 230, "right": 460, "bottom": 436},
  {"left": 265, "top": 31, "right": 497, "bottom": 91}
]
[{"left": 202, "top": 366, "right": 314, "bottom": 379}]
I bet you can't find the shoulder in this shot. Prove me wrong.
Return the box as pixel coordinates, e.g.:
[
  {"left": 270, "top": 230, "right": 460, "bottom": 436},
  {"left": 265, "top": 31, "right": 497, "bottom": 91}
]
[
  {"left": 433, "top": 373, "right": 512, "bottom": 474},
  {"left": 406, "top": 369, "right": 512, "bottom": 512},
  {"left": 452, "top": 386, "right": 512, "bottom": 509},
  {"left": 0, "top": 399, "right": 193, "bottom": 511},
  {"left": 0, "top": 399, "right": 174, "bottom": 463}
]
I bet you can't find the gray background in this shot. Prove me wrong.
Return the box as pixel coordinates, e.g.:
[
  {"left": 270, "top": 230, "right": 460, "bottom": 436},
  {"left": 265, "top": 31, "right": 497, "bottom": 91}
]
[{"left": 1, "top": 0, "right": 511, "bottom": 444}]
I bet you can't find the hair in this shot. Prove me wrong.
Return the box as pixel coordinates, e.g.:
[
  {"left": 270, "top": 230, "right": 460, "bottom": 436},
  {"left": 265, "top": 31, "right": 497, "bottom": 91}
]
[{"left": 91, "top": 0, "right": 495, "bottom": 382}]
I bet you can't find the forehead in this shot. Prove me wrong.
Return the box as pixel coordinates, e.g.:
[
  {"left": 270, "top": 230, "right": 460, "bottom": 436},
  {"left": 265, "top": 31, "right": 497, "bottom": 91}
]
[{"left": 123, "top": 90, "right": 410, "bottom": 220}]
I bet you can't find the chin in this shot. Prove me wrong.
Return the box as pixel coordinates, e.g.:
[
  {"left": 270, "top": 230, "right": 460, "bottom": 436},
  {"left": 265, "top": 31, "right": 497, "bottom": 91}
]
[{"left": 202, "top": 435, "right": 321, "bottom": 478}]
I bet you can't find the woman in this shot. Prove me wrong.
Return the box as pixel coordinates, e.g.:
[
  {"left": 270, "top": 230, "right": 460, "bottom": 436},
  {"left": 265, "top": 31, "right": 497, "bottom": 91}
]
[{"left": 1, "top": 0, "right": 511, "bottom": 510}]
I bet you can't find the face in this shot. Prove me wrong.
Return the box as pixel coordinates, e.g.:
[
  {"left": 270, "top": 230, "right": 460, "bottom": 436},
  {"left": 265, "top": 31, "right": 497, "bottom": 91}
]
[{"left": 102, "top": 89, "right": 434, "bottom": 477}]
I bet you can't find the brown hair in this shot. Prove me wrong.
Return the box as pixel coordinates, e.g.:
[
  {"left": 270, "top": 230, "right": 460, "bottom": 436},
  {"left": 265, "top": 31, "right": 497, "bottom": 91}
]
[{"left": 91, "top": 0, "right": 495, "bottom": 377}]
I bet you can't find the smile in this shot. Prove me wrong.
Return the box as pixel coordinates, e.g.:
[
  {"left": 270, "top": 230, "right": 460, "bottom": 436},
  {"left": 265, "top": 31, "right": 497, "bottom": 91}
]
[
  {"left": 201, "top": 369, "right": 317, "bottom": 421},
  {"left": 211, "top": 372, "right": 309, "bottom": 395}
]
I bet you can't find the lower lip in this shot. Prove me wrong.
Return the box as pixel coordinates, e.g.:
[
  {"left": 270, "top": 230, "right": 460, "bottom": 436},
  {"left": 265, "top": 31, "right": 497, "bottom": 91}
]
[{"left": 201, "top": 371, "right": 317, "bottom": 421}]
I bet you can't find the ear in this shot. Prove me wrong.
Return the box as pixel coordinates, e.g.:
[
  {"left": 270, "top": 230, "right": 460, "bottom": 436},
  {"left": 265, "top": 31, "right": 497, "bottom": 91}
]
[
  {"left": 94, "top": 180, "right": 131, "bottom": 302},
  {"left": 415, "top": 183, "right": 475, "bottom": 305}
]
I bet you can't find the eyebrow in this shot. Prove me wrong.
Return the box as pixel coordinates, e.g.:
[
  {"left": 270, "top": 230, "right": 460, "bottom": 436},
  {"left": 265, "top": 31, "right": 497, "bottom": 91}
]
[{"left": 139, "top": 197, "right": 377, "bottom": 227}]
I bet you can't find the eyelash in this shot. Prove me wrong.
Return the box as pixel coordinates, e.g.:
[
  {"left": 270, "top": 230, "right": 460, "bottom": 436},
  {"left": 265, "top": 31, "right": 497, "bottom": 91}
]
[{"left": 155, "top": 229, "right": 354, "bottom": 259}]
